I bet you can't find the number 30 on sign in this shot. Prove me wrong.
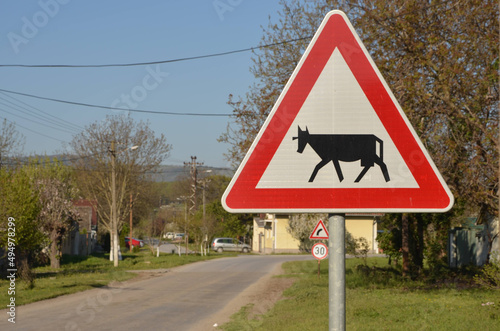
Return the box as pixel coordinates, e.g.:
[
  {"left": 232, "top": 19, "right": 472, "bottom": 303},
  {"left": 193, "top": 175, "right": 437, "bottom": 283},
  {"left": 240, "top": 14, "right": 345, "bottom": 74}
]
[{"left": 312, "top": 243, "right": 328, "bottom": 260}]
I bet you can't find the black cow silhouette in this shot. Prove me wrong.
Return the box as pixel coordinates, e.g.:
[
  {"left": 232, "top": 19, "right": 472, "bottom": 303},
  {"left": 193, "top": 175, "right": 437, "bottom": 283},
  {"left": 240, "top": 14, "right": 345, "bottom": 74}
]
[{"left": 292, "top": 126, "right": 390, "bottom": 183}]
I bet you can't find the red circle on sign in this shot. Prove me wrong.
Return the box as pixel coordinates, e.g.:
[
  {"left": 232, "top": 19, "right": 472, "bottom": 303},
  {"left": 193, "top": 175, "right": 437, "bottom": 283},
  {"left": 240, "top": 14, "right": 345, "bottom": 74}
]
[{"left": 312, "top": 243, "right": 328, "bottom": 260}]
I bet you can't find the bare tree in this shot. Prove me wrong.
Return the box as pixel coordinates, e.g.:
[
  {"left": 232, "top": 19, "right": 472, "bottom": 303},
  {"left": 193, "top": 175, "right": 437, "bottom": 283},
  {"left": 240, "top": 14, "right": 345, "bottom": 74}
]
[
  {"left": 69, "top": 114, "right": 171, "bottom": 266},
  {"left": 0, "top": 118, "right": 25, "bottom": 168}
]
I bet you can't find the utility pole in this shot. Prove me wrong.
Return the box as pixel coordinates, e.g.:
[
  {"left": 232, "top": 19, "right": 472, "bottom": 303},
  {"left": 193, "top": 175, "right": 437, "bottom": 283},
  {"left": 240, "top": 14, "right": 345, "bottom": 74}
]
[
  {"left": 184, "top": 156, "right": 203, "bottom": 214},
  {"left": 200, "top": 176, "right": 211, "bottom": 256},
  {"left": 183, "top": 156, "right": 203, "bottom": 254},
  {"left": 129, "top": 193, "right": 133, "bottom": 252},
  {"left": 108, "top": 142, "right": 139, "bottom": 266}
]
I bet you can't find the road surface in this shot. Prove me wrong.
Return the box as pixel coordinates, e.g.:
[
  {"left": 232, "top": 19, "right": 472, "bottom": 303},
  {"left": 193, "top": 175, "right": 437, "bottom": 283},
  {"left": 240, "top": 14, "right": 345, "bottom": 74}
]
[{"left": 3, "top": 255, "right": 312, "bottom": 330}]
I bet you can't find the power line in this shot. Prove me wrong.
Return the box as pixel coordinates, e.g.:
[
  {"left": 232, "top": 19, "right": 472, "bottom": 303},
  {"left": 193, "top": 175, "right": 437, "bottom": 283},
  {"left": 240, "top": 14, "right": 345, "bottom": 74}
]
[
  {"left": 0, "top": 92, "right": 84, "bottom": 131},
  {"left": 0, "top": 105, "right": 75, "bottom": 135},
  {"left": 3, "top": 117, "right": 66, "bottom": 143},
  {"left": 0, "top": 96, "right": 79, "bottom": 134},
  {"left": 0, "top": 37, "right": 312, "bottom": 68},
  {"left": 0, "top": 2, "right": 453, "bottom": 71},
  {"left": 0, "top": 88, "right": 232, "bottom": 117}
]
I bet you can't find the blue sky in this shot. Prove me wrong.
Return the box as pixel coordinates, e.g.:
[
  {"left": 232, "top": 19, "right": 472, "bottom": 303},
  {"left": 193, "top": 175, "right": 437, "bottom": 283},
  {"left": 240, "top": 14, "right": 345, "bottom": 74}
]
[{"left": 0, "top": 0, "right": 284, "bottom": 168}]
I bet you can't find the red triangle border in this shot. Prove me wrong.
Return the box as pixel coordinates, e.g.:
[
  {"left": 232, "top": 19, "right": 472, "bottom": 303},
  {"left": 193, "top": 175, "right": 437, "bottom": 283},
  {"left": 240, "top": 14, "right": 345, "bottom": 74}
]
[{"left": 223, "top": 11, "right": 453, "bottom": 213}]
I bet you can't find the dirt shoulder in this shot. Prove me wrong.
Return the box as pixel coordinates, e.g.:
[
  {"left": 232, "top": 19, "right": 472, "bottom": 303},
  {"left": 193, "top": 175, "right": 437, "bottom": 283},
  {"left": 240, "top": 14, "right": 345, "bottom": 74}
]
[{"left": 190, "top": 262, "right": 296, "bottom": 330}]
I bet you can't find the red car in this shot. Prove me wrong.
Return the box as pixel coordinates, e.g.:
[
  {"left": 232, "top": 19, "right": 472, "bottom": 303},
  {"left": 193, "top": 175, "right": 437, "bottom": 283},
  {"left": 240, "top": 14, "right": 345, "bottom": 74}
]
[{"left": 125, "top": 237, "right": 144, "bottom": 248}]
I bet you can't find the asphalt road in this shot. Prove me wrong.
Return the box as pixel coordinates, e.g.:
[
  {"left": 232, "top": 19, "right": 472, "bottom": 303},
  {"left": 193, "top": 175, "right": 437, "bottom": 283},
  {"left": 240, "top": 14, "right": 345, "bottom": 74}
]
[{"left": 3, "top": 255, "right": 313, "bottom": 331}]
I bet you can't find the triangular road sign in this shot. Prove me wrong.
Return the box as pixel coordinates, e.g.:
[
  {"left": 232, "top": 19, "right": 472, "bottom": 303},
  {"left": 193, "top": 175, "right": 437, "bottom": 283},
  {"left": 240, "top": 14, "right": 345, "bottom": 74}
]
[
  {"left": 310, "top": 219, "right": 329, "bottom": 240},
  {"left": 222, "top": 10, "right": 453, "bottom": 213}
]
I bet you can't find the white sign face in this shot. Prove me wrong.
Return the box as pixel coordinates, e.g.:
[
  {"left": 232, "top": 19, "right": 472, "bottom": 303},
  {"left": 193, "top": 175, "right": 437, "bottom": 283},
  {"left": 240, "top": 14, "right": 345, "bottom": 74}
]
[
  {"left": 256, "top": 48, "right": 418, "bottom": 190},
  {"left": 312, "top": 243, "right": 329, "bottom": 260},
  {"left": 310, "top": 219, "right": 329, "bottom": 240}
]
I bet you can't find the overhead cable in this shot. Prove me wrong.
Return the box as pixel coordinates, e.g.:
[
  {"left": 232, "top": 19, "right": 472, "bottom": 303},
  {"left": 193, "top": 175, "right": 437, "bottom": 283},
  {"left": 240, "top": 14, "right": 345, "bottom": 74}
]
[
  {"left": 3, "top": 117, "right": 66, "bottom": 143},
  {"left": 0, "top": 92, "right": 84, "bottom": 131},
  {"left": 0, "top": 88, "right": 232, "bottom": 117},
  {"left": 0, "top": 37, "right": 312, "bottom": 68}
]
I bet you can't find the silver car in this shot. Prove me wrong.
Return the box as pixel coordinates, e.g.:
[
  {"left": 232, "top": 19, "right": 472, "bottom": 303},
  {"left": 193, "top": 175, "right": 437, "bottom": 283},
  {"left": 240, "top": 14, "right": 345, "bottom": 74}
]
[{"left": 211, "top": 238, "right": 251, "bottom": 253}]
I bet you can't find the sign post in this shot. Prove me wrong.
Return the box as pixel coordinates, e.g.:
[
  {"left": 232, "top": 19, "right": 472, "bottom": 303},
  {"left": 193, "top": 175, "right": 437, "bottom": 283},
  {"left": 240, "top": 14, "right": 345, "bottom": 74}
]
[{"left": 329, "top": 214, "right": 345, "bottom": 330}]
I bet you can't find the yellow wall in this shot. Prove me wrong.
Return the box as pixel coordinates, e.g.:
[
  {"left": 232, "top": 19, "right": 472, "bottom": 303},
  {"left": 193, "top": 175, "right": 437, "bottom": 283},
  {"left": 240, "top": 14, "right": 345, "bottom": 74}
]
[
  {"left": 275, "top": 215, "right": 300, "bottom": 251},
  {"left": 345, "top": 216, "right": 376, "bottom": 252}
]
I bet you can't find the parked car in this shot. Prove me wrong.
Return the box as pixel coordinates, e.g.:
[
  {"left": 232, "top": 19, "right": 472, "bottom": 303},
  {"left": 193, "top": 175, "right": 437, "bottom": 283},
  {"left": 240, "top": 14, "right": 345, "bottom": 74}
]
[
  {"left": 173, "top": 233, "right": 185, "bottom": 241},
  {"left": 125, "top": 237, "right": 144, "bottom": 248},
  {"left": 211, "top": 238, "right": 251, "bottom": 253}
]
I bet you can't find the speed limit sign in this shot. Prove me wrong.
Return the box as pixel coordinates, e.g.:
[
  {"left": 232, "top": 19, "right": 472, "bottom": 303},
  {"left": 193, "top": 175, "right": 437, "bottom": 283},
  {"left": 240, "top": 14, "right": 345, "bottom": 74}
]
[{"left": 312, "top": 243, "right": 328, "bottom": 260}]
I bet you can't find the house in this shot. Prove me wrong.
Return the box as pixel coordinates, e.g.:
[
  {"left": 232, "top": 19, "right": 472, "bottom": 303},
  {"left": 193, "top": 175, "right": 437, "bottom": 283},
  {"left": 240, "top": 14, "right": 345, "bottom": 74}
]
[
  {"left": 252, "top": 214, "right": 301, "bottom": 253},
  {"left": 61, "top": 199, "right": 98, "bottom": 255},
  {"left": 73, "top": 199, "right": 98, "bottom": 234},
  {"left": 252, "top": 213, "right": 382, "bottom": 254}
]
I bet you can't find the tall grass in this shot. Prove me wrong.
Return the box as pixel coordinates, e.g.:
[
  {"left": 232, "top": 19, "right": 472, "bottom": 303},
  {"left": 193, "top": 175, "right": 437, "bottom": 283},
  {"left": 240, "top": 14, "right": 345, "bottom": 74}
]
[{"left": 221, "top": 257, "right": 499, "bottom": 330}]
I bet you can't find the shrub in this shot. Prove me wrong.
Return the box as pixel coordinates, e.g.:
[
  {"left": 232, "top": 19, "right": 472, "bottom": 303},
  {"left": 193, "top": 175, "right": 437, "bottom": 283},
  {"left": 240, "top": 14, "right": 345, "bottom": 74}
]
[{"left": 474, "top": 253, "right": 500, "bottom": 289}]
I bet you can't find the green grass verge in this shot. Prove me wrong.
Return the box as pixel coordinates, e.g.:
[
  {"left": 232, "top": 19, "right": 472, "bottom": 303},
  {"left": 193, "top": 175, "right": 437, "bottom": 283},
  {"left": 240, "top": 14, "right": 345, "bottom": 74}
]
[
  {"left": 221, "top": 257, "right": 500, "bottom": 330},
  {"left": 0, "top": 249, "right": 222, "bottom": 306}
]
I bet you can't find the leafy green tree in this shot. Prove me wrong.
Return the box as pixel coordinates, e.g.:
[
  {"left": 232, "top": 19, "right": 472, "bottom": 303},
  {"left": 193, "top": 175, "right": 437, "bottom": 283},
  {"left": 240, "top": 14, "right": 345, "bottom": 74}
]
[
  {"left": 204, "top": 201, "right": 250, "bottom": 240},
  {"left": 0, "top": 166, "right": 43, "bottom": 283},
  {"left": 189, "top": 175, "right": 233, "bottom": 248},
  {"left": 377, "top": 227, "right": 402, "bottom": 266}
]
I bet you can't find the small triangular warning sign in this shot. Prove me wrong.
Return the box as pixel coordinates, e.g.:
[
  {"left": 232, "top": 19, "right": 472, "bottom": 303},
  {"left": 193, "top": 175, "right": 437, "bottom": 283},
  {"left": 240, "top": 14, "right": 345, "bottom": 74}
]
[
  {"left": 310, "top": 219, "right": 329, "bottom": 240},
  {"left": 222, "top": 10, "right": 453, "bottom": 213}
]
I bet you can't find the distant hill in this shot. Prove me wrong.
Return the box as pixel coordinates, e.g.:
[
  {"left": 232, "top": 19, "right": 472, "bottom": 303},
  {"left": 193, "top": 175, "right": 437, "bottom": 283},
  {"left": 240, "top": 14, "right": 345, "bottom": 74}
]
[
  {"left": 3, "top": 155, "right": 233, "bottom": 183},
  {"left": 149, "top": 165, "right": 234, "bottom": 182}
]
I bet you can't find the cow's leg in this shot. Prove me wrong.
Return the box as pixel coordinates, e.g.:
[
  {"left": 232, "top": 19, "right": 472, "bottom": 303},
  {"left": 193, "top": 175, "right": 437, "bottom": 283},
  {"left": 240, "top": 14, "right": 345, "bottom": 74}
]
[
  {"left": 355, "top": 165, "right": 371, "bottom": 182},
  {"left": 374, "top": 156, "right": 390, "bottom": 182},
  {"left": 309, "top": 159, "right": 330, "bottom": 182},
  {"left": 332, "top": 159, "right": 344, "bottom": 182}
]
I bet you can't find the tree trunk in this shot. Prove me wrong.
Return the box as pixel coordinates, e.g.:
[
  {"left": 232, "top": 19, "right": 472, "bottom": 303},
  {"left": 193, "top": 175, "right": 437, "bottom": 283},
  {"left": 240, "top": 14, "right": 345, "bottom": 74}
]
[
  {"left": 109, "top": 230, "right": 121, "bottom": 265},
  {"left": 18, "top": 251, "right": 35, "bottom": 288},
  {"left": 415, "top": 215, "right": 425, "bottom": 275},
  {"left": 402, "top": 213, "right": 410, "bottom": 277},
  {"left": 113, "top": 230, "right": 119, "bottom": 266},
  {"left": 109, "top": 233, "right": 114, "bottom": 261},
  {"left": 49, "top": 230, "right": 61, "bottom": 269}
]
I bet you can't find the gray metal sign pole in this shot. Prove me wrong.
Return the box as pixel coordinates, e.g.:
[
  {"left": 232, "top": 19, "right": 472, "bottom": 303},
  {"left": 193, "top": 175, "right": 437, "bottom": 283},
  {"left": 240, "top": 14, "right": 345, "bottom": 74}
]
[{"left": 329, "top": 213, "right": 346, "bottom": 330}]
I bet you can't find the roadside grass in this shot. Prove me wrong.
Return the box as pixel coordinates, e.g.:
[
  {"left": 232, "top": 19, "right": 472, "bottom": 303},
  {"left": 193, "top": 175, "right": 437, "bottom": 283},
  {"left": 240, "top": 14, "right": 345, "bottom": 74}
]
[
  {"left": 221, "top": 257, "right": 500, "bottom": 330},
  {"left": 0, "top": 248, "right": 221, "bottom": 306}
]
